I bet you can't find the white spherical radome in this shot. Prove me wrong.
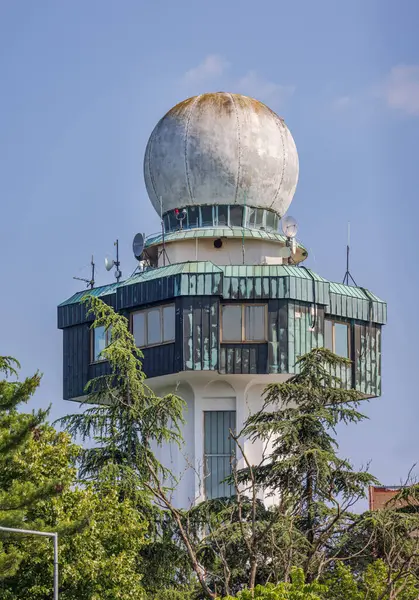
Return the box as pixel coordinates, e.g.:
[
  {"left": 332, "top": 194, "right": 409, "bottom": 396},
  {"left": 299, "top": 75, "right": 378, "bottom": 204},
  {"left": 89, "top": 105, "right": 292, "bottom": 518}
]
[{"left": 144, "top": 92, "right": 299, "bottom": 217}]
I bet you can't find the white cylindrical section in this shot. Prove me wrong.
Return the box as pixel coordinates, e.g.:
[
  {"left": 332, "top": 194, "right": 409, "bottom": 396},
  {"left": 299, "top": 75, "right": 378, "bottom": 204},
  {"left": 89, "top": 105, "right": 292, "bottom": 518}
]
[
  {"left": 154, "top": 237, "right": 306, "bottom": 267},
  {"left": 150, "top": 372, "right": 289, "bottom": 509}
]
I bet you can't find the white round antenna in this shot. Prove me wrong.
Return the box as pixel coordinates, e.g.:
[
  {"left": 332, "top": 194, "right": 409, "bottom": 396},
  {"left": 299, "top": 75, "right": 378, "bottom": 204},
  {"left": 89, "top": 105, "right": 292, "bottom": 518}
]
[
  {"left": 104, "top": 256, "right": 115, "bottom": 271},
  {"left": 282, "top": 215, "right": 298, "bottom": 238},
  {"left": 132, "top": 233, "right": 144, "bottom": 260}
]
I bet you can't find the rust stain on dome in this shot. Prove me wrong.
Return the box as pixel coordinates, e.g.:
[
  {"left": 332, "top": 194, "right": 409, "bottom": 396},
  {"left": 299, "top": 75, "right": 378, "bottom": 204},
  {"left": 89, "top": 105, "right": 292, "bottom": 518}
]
[{"left": 166, "top": 92, "right": 284, "bottom": 120}]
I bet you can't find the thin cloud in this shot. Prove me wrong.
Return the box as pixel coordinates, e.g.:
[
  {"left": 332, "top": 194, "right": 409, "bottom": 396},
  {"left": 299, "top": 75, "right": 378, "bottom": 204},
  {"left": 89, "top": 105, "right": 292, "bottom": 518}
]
[
  {"left": 181, "top": 55, "right": 294, "bottom": 108},
  {"left": 379, "top": 65, "right": 419, "bottom": 116},
  {"left": 182, "top": 54, "right": 230, "bottom": 83},
  {"left": 234, "top": 70, "right": 295, "bottom": 105},
  {"left": 333, "top": 95, "right": 352, "bottom": 111}
]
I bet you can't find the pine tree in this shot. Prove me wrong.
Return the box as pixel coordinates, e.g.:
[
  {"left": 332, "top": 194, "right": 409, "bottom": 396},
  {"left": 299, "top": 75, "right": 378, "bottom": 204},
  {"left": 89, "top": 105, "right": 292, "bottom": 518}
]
[
  {"left": 59, "top": 297, "right": 210, "bottom": 597},
  {"left": 240, "top": 347, "right": 377, "bottom": 579},
  {"left": 59, "top": 295, "right": 185, "bottom": 491}
]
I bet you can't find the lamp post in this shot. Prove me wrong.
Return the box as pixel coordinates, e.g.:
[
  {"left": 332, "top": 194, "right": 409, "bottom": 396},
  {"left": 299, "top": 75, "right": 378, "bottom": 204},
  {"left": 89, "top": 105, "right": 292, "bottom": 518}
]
[{"left": 0, "top": 526, "right": 58, "bottom": 599}]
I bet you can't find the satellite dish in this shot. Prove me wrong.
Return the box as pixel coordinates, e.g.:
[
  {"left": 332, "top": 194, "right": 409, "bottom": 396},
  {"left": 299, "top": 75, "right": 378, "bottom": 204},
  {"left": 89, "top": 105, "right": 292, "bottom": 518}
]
[
  {"left": 281, "top": 215, "right": 298, "bottom": 239},
  {"left": 132, "top": 233, "right": 144, "bottom": 260},
  {"left": 104, "top": 256, "right": 115, "bottom": 271}
]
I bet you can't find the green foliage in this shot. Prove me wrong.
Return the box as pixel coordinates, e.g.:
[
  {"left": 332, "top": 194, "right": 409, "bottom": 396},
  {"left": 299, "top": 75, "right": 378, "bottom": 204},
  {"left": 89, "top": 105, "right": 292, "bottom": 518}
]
[
  {"left": 325, "top": 559, "right": 419, "bottom": 600},
  {"left": 60, "top": 295, "right": 186, "bottom": 494},
  {"left": 0, "top": 356, "right": 78, "bottom": 578},
  {"left": 58, "top": 297, "right": 200, "bottom": 597},
  {"left": 222, "top": 568, "right": 326, "bottom": 599},
  {"left": 0, "top": 354, "right": 150, "bottom": 599},
  {"left": 243, "top": 348, "right": 374, "bottom": 502},
  {"left": 3, "top": 329, "right": 417, "bottom": 599},
  {"left": 237, "top": 348, "right": 377, "bottom": 579},
  {"left": 186, "top": 496, "right": 309, "bottom": 593},
  {"left": 146, "top": 588, "right": 196, "bottom": 600},
  {"left": 2, "top": 482, "right": 148, "bottom": 600}
]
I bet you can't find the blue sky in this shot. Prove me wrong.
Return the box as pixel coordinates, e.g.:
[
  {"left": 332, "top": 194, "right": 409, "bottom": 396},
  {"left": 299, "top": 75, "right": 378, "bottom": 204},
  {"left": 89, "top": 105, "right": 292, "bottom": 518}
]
[{"left": 0, "top": 1, "right": 418, "bottom": 495}]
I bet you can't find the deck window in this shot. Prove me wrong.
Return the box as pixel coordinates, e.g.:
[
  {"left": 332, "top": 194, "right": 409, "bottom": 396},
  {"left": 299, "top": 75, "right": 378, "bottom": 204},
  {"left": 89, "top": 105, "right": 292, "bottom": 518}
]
[
  {"left": 200, "top": 206, "right": 213, "bottom": 227},
  {"left": 92, "top": 325, "right": 111, "bottom": 362},
  {"left": 217, "top": 205, "right": 229, "bottom": 226},
  {"left": 132, "top": 304, "right": 175, "bottom": 348},
  {"left": 229, "top": 205, "right": 243, "bottom": 227},
  {"left": 221, "top": 304, "right": 267, "bottom": 342},
  {"left": 265, "top": 210, "right": 277, "bottom": 231},
  {"left": 188, "top": 206, "right": 199, "bottom": 228},
  {"left": 162, "top": 205, "right": 278, "bottom": 232},
  {"left": 325, "top": 319, "right": 350, "bottom": 358}
]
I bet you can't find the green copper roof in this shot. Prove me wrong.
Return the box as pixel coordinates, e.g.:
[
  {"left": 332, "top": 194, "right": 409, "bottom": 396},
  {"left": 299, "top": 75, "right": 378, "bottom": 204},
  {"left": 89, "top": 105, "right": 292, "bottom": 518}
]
[
  {"left": 122, "top": 261, "right": 222, "bottom": 286},
  {"left": 221, "top": 265, "right": 326, "bottom": 281},
  {"left": 58, "top": 260, "right": 386, "bottom": 325},
  {"left": 58, "top": 282, "right": 120, "bottom": 307},
  {"left": 329, "top": 281, "right": 384, "bottom": 303}
]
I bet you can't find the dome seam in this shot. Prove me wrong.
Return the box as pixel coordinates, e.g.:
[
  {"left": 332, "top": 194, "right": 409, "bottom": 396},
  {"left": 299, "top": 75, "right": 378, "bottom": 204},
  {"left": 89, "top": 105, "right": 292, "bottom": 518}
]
[
  {"left": 147, "top": 128, "right": 160, "bottom": 210},
  {"left": 184, "top": 95, "right": 201, "bottom": 205},
  {"left": 228, "top": 93, "right": 241, "bottom": 204},
  {"left": 269, "top": 114, "right": 287, "bottom": 214}
]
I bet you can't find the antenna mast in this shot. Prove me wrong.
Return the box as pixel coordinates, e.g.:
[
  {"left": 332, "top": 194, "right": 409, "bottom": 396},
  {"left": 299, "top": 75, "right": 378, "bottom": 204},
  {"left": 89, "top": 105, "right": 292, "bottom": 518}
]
[
  {"left": 160, "top": 196, "right": 166, "bottom": 267},
  {"left": 114, "top": 239, "right": 122, "bottom": 282},
  {"left": 157, "top": 196, "right": 170, "bottom": 266},
  {"left": 73, "top": 255, "right": 95, "bottom": 289},
  {"left": 342, "top": 222, "right": 358, "bottom": 286}
]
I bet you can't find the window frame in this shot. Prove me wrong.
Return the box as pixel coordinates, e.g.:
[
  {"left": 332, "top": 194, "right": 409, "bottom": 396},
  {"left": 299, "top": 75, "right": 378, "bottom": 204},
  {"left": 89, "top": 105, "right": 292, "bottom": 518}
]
[
  {"left": 131, "top": 303, "right": 176, "bottom": 349},
  {"left": 90, "top": 325, "right": 112, "bottom": 364},
  {"left": 220, "top": 303, "right": 268, "bottom": 343},
  {"left": 324, "top": 318, "right": 351, "bottom": 358},
  {"left": 162, "top": 205, "right": 280, "bottom": 233},
  {"left": 229, "top": 205, "right": 244, "bottom": 227},
  {"left": 200, "top": 205, "right": 214, "bottom": 227},
  {"left": 215, "top": 204, "right": 229, "bottom": 227}
]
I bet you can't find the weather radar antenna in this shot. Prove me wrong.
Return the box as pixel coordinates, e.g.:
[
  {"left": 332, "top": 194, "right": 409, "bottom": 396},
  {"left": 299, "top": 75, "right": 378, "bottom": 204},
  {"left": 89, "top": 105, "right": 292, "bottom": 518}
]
[{"left": 73, "top": 255, "right": 95, "bottom": 289}]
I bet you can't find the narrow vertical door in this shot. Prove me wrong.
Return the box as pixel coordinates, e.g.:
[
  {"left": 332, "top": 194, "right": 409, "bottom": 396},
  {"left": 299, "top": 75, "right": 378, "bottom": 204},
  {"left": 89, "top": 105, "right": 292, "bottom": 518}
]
[{"left": 204, "top": 410, "right": 236, "bottom": 499}]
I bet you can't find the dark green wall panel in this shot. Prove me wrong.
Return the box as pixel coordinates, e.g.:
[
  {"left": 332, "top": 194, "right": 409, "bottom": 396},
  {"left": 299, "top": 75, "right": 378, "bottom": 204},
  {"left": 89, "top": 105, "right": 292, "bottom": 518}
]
[
  {"left": 63, "top": 324, "right": 90, "bottom": 400},
  {"left": 61, "top": 292, "right": 384, "bottom": 401},
  {"left": 267, "top": 300, "right": 288, "bottom": 374},
  {"left": 288, "top": 302, "right": 325, "bottom": 373},
  {"left": 219, "top": 344, "right": 268, "bottom": 374},
  {"left": 182, "top": 296, "right": 219, "bottom": 371}
]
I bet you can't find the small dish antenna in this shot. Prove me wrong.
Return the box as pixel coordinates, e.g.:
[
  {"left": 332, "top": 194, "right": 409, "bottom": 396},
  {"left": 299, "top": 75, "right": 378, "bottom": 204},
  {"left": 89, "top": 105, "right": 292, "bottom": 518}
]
[
  {"left": 104, "top": 239, "right": 122, "bottom": 282},
  {"left": 281, "top": 215, "right": 298, "bottom": 239},
  {"left": 132, "top": 233, "right": 145, "bottom": 260},
  {"left": 282, "top": 215, "right": 298, "bottom": 258},
  {"left": 104, "top": 256, "right": 114, "bottom": 271}
]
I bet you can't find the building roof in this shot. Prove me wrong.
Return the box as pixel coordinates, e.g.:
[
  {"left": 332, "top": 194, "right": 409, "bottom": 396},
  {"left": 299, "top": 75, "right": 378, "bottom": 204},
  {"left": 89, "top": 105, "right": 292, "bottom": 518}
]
[{"left": 58, "top": 260, "right": 386, "bottom": 326}]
